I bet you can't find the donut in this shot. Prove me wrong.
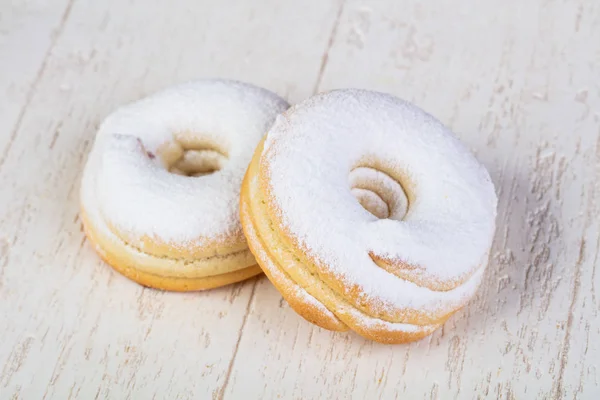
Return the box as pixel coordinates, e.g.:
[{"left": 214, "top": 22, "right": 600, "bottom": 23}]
[
  {"left": 240, "top": 89, "right": 497, "bottom": 343},
  {"left": 81, "top": 80, "right": 289, "bottom": 291}
]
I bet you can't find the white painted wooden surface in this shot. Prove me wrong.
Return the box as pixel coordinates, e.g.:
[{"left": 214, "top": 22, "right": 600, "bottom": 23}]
[{"left": 0, "top": 0, "right": 598, "bottom": 398}]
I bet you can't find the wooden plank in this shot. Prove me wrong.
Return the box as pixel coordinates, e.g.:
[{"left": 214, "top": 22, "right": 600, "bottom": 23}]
[
  {"left": 0, "top": 0, "right": 73, "bottom": 169},
  {"left": 226, "top": 0, "right": 600, "bottom": 398},
  {"left": 0, "top": 0, "right": 342, "bottom": 398}
]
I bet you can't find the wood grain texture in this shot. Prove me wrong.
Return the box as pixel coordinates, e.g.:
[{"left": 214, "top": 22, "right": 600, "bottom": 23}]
[
  {"left": 1, "top": 0, "right": 599, "bottom": 399},
  {"left": 0, "top": 0, "right": 73, "bottom": 170}
]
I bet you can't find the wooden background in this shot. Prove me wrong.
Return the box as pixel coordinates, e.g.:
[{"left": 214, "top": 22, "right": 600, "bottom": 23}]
[{"left": 1, "top": 0, "right": 599, "bottom": 398}]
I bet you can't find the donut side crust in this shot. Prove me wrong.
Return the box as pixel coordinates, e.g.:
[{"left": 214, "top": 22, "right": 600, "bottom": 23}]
[{"left": 81, "top": 209, "right": 262, "bottom": 291}]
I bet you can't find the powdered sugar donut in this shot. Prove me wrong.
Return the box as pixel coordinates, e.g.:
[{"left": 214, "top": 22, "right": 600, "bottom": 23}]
[
  {"left": 81, "top": 80, "right": 288, "bottom": 291},
  {"left": 240, "top": 89, "right": 497, "bottom": 343}
]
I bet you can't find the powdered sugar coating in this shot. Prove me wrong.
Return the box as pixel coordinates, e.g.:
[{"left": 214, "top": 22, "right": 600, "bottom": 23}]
[
  {"left": 262, "top": 89, "right": 497, "bottom": 314},
  {"left": 85, "top": 80, "right": 288, "bottom": 248}
]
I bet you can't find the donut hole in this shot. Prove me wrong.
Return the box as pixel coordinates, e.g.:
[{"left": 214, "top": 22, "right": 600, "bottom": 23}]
[
  {"left": 157, "top": 136, "right": 228, "bottom": 177},
  {"left": 351, "top": 188, "right": 390, "bottom": 219},
  {"left": 348, "top": 166, "right": 409, "bottom": 220},
  {"left": 170, "top": 149, "right": 227, "bottom": 176}
]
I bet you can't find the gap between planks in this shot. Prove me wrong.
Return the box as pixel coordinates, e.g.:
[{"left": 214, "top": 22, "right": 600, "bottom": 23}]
[
  {"left": 217, "top": 1, "right": 347, "bottom": 397},
  {"left": 0, "top": 0, "right": 76, "bottom": 173},
  {"left": 312, "top": 0, "right": 347, "bottom": 95},
  {"left": 215, "top": 280, "right": 258, "bottom": 400}
]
